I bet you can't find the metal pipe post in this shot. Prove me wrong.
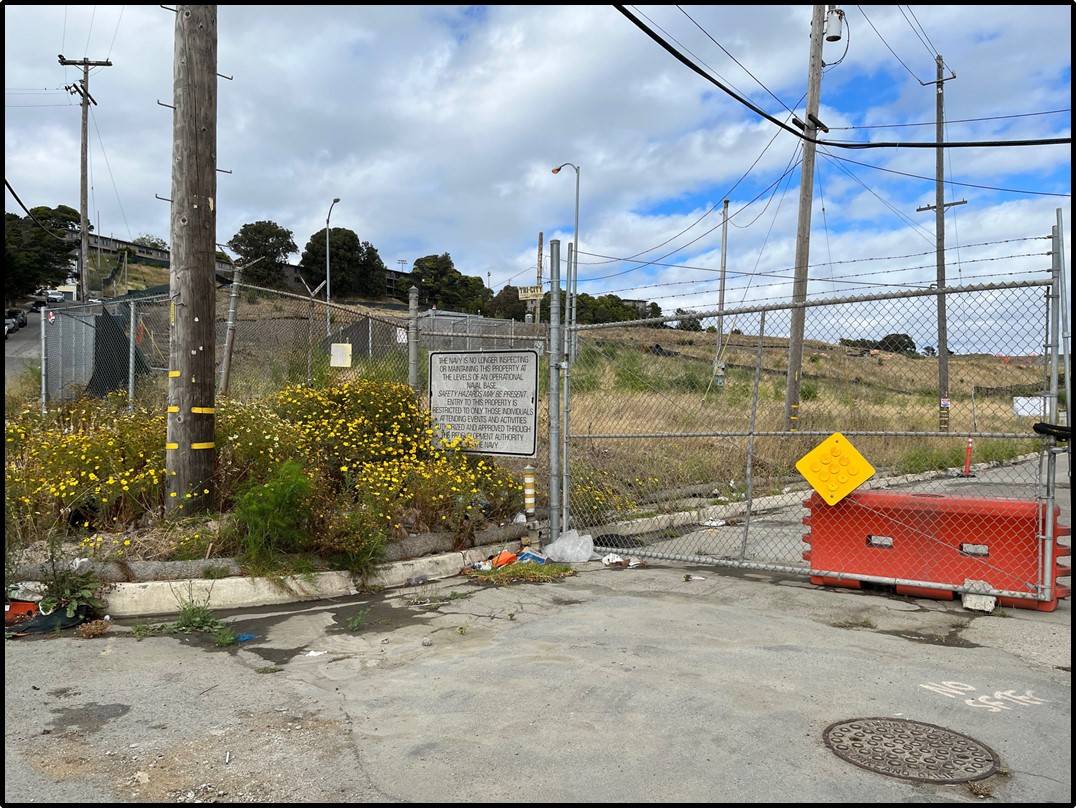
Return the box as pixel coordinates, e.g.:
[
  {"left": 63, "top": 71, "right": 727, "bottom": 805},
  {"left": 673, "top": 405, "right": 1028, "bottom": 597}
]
[
  {"left": 1056, "top": 208, "right": 1070, "bottom": 434},
  {"left": 40, "top": 308, "right": 47, "bottom": 414},
  {"left": 740, "top": 310, "right": 766, "bottom": 560},
  {"left": 408, "top": 286, "right": 419, "bottom": 390},
  {"left": 561, "top": 244, "right": 574, "bottom": 529},
  {"left": 547, "top": 240, "right": 562, "bottom": 546},
  {"left": 219, "top": 265, "right": 242, "bottom": 396},
  {"left": 128, "top": 300, "right": 136, "bottom": 410}
]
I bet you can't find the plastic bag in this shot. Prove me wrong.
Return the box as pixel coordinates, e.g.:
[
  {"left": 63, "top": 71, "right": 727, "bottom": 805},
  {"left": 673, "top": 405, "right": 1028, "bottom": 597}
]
[{"left": 543, "top": 530, "right": 594, "bottom": 563}]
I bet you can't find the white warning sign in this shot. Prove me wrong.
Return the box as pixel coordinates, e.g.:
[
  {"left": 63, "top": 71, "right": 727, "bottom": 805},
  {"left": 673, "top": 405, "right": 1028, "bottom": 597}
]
[{"left": 429, "top": 350, "right": 539, "bottom": 457}]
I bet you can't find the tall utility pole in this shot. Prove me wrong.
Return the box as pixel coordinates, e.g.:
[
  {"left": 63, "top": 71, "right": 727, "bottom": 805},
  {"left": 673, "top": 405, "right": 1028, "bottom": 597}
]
[
  {"left": 916, "top": 54, "right": 964, "bottom": 433},
  {"left": 165, "top": 5, "right": 217, "bottom": 514},
  {"left": 782, "top": 5, "right": 827, "bottom": 431},
  {"left": 59, "top": 54, "right": 112, "bottom": 302}
]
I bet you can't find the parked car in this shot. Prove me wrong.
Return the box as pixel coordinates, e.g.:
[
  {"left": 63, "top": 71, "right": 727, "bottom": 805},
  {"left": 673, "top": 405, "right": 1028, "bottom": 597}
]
[
  {"left": 5, "top": 318, "right": 16, "bottom": 339},
  {"left": 46, "top": 290, "right": 65, "bottom": 303},
  {"left": 6, "top": 308, "right": 27, "bottom": 328},
  {"left": 30, "top": 299, "right": 47, "bottom": 311}
]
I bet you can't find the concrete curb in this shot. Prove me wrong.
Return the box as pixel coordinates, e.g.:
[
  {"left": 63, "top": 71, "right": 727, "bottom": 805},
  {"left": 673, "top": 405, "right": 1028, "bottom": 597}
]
[{"left": 102, "top": 539, "right": 524, "bottom": 618}]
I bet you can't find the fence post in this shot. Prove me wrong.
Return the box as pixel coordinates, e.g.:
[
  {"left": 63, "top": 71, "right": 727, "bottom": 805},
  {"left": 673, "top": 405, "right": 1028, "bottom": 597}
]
[
  {"left": 561, "top": 243, "right": 574, "bottom": 530},
  {"left": 368, "top": 316, "right": 373, "bottom": 360},
  {"left": 219, "top": 266, "right": 242, "bottom": 396},
  {"left": 40, "top": 307, "right": 47, "bottom": 414},
  {"left": 128, "top": 300, "right": 137, "bottom": 410},
  {"left": 57, "top": 313, "right": 64, "bottom": 401},
  {"left": 408, "top": 286, "right": 419, "bottom": 390},
  {"left": 547, "top": 239, "right": 562, "bottom": 546},
  {"left": 740, "top": 310, "right": 766, "bottom": 560},
  {"left": 306, "top": 291, "right": 314, "bottom": 386},
  {"left": 1040, "top": 224, "right": 1062, "bottom": 604}
]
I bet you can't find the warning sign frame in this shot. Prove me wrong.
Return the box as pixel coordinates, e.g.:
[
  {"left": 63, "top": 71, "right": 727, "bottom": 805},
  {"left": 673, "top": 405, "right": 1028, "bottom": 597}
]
[{"left": 428, "top": 349, "right": 539, "bottom": 457}]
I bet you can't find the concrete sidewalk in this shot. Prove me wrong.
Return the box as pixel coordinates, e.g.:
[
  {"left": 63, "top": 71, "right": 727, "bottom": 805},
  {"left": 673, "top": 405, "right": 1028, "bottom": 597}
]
[{"left": 4, "top": 561, "right": 1070, "bottom": 803}]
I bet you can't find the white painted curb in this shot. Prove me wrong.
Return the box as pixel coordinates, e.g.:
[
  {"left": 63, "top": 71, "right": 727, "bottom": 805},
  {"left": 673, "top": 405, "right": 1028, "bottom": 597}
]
[{"left": 104, "top": 540, "right": 523, "bottom": 617}]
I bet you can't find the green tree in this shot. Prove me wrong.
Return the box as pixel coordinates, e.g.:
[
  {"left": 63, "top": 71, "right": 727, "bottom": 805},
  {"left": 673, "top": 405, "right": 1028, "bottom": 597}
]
[
  {"left": 674, "top": 308, "right": 702, "bottom": 331},
  {"left": 300, "top": 228, "right": 386, "bottom": 299},
  {"left": 5, "top": 205, "right": 80, "bottom": 300},
  {"left": 132, "top": 233, "right": 168, "bottom": 251},
  {"left": 879, "top": 333, "right": 917, "bottom": 356},
  {"left": 487, "top": 284, "right": 528, "bottom": 320},
  {"left": 227, "top": 221, "right": 298, "bottom": 288},
  {"left": 411, "top": 253, "right": 490, "bottom": 312}
]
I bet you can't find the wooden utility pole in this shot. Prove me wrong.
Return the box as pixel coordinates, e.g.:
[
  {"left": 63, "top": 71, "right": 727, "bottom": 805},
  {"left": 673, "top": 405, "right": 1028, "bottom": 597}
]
[
  {"left": 59, "top": 54, "right": 112, "bottom": 302},
  {"left": 782, "top": 4, "right": 827, "bottom": 431},
  {"left": 165, "top": 5, "right": 217, "bottom": 513},
  {"left": 916, "top": 54, "right": 964, "bottom": 433}
]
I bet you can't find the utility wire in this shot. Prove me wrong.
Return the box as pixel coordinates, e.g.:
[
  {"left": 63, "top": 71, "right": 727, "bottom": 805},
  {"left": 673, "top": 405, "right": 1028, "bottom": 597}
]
[
  {"left": 577, "top": 92, "right": 806, "bottom": 267},
  {"left": 106, "top": 6, "right": 125, "bottom": 61},
  {"left": 817, "top": 148, "right": 935, "bottom": 244},
  {"left": 616, "top": 5, "right": 1069, "bottom": 149},
  {"left": 820, "top": 151, "right": 1071, "bottom": 197},
  {"left": 897, "top": 5, "right": 937, "bottom": 63},
  {"left": 856, "top": 5, "right": 927, "bottom": 84},
  {"left": 84, "top": 6, "right": 97, "bottom": 57},
  {"left": 831, "top": 108, "right": 1071, "bottom": 130},
  {"left": 90, "top": 106, "right": 133, "bottom": 240},
  {"left": 589, "top": 251, "right": 1050, "bottom": 296},
  {"left": 577, "top": 237, "right": 1048, "bottom": 278},
  {"left": 576, "top": 155, "right": 805, "bottom": 284},
  {"left": 731, "top": 141, "right": 802, "bottom": 229},
  {"left": 675, "top": 4, "right": 794, "bottom": 114},
  {"left": 904, "top": 5, "right": 949, "bottom": 74},
  {"left": 944, "top": 117, "right": 964, "bottom": 281},
  {"left": 4, "top": 179, "right": 73, "bottom": 241}
]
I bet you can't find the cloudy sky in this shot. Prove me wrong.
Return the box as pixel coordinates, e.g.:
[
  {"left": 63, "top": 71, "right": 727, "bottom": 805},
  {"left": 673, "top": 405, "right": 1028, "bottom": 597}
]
[{"left": 4, "top": 4, "right": 1071, "bottom": 340}]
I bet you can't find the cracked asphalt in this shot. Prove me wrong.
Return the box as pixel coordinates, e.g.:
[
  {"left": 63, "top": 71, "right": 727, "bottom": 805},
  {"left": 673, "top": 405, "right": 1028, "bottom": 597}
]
[{"left": 4, "top": 559, "right": 1071, "bottom": 803}]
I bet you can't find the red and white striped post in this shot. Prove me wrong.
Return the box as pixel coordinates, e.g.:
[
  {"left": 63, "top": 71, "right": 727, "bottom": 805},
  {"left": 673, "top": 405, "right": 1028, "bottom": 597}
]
[{"left": 962, "top": 436, "right": 975, "bottom": 478}]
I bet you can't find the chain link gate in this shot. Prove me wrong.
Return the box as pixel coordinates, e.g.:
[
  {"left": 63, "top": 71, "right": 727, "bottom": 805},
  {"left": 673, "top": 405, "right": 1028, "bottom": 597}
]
[{"left": 566, "top": 278, "right": 1066, "bottom": 608}]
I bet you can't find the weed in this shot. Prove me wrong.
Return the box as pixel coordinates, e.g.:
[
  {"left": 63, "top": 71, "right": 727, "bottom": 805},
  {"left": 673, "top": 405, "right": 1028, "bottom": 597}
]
[
  {"left": 201, "top": 564, "right": 231, "bottom": 580},
  {"left": 233, "top": 461, "right": 314, "bottom": 565},
  {"left": 456, "top": 625, "right": 468, "bottom": 635},
  {"left": 831, "top": 616, "right": 877, "bottom": 630},
  {"left": 464, "top": 562, "right": 576, "bottom": 586},
  {"left": 213, "top": 626, "right": 239, "bottom": 647},
  {"left": 255, "top": 665, "right": 283, "bottom": 674},
  {"left": 174, "top": 602, "right": 222, "bottom": 633},
  {"left": 76, "top": 619, "right": 111, "bottom": 639},
  {"left": 345, "top": 608, "right": 369, "bottom": 632}
]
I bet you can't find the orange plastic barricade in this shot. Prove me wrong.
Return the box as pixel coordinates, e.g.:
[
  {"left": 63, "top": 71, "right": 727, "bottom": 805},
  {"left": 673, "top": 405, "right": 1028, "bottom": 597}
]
[{"left": 802, "top": 490, "right": 1070, "bottom": 612}]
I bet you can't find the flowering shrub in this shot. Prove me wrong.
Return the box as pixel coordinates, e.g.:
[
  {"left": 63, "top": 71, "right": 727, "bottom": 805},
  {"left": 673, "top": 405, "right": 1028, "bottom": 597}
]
[{"left": 5, "top": 381, "right": 523, "bottom": 563}]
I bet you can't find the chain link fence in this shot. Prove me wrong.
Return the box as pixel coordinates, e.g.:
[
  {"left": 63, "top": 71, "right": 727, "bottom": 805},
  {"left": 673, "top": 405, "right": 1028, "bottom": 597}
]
[{"left": 566, "top": 279, "right": 1067, "bottom": 607}]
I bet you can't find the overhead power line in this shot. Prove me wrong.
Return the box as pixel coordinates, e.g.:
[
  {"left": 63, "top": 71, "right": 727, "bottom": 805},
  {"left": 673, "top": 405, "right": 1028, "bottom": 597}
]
[
  {"left": 615, "top": 5, "right": 1070, "bottom": 149},
  {"left": 821, "top": 151, "right": 1072, "bottom": 197},
  {"left": 855, "top": 5, "right": 928, "bottom": 83},
  {"left": 4, "top": 179, "right": 73, "bottom": 241},
  {"left": 831, "top": 108, "right": 1071, "bottom": 130}
]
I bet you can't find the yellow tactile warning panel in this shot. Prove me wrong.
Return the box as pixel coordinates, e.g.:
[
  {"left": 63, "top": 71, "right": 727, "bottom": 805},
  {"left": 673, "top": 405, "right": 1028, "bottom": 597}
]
[{"left": 795, "top": 432, "right": 875, "bottom": 506}]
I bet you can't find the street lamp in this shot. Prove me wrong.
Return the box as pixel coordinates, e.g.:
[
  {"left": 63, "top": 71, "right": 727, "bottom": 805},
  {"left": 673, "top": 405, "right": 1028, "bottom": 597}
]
[
  {"left": 325, "top": 197, "right": 340, "bottom": 337},
  {"left": 552, "top": 162, "right": 580, "bottom": 531}
]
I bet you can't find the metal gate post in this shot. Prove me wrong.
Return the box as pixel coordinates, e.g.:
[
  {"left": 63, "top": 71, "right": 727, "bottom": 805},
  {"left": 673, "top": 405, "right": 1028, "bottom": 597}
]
[
  {"left": 408, "top": 286, "right": 419, "bottom": 390},
  {"left": 561, "top": 244, "right": 574, "bottom": 530},
  {"left": 547, "top": 240, "right": 562, "bottom": 546},
  {"left": 128, "top": 300, "right": 137, "bottom": 410},
  {"left": 740, "top": 310, "right": 766, "bottom": 560},
  {"left": 57, "top": 313, "right": 64, "bottom": 400},
  {"left": 220, "top": 267, "right": 243, "bottom": 396},
  {"left": 40, "top": 307, "right": 48, "bottom": 414},
  {"left": 1040, "top": 224, "right": 1062, "bottom": 602}
]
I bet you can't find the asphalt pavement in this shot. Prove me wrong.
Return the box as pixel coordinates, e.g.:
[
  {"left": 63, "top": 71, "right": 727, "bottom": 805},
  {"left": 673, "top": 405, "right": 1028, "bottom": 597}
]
[
  {"left": 5, "top": 309, "right": 41, "bottom": 388},
  {"left": 5, "top": 556, "right": 1070, "bottom": 803}
]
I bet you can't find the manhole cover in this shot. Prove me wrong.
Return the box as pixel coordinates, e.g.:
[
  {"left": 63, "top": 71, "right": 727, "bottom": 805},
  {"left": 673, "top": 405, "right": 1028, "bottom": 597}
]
[{"left": 823, "top": 718, "right": 999, "bottom": 783}]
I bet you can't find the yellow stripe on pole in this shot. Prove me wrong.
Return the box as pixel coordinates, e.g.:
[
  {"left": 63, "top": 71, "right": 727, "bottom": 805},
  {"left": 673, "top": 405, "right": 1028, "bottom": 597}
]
[
  {"left": 167, "top": 406, "right": 180, "bottom": 413},
  {"left": 165, "top": 442, "right": 179, "bottom": 450},
  {"left": 168, "top": 370, "right": 181, "bottom": 378},
  {"left": 191, "top": 442, "right": 215, "bottom": 450},
  {"left": 191, "top": 407, "right": 215, "bottom": 414}
]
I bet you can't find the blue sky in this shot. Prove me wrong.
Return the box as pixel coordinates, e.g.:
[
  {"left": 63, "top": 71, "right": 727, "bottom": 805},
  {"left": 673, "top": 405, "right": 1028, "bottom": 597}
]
[{"left": 4, "top": 4, "right": 1071, "bottom": 323}]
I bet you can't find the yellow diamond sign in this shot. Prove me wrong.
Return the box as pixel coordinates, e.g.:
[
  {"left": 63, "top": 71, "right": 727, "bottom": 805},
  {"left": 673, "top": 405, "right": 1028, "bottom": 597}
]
[{"left": 795, "top": 432, "right": 875, "bottom": 506}]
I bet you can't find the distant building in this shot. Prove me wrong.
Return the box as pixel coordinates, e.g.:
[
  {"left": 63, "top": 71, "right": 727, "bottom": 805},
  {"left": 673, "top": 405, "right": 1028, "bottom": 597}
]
[{"left": 620, "top": 298, "right": 651, "bottom": 316}]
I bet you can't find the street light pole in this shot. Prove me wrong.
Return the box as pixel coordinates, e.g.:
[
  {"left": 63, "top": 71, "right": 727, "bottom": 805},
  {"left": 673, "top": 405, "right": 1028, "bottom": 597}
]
[
  {"left": 553, "top": 162, "right": 581, "bottom": 529},
  {"left": 325, "top": 197, "right": 340, "bottom": 338}
]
